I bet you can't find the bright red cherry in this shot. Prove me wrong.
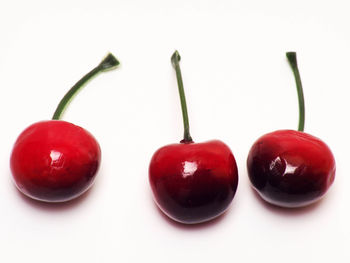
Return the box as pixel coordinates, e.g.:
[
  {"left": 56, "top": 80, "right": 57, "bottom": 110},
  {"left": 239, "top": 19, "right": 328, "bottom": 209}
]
[
  {"left": 11, "top": 121, "right": 101, "bottom": 202},
  {"left": 247, "top": 52, "right": 335, "bottom": 208},
  {"left": 149, "top": 51, "right": 238, "bottom": 224},
  {"left": 10, "top": 53, "right": 120, "bottom": 202}
]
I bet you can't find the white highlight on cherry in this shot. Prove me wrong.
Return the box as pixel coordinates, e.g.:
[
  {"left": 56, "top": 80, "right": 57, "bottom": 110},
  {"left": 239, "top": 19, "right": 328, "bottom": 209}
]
[{"left": 182, "top": 161, "right": 198, "bottom": 178}]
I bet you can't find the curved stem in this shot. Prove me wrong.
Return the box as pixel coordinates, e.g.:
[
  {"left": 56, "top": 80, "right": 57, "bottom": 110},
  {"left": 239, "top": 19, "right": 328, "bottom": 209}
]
[
  {"left": 52, "top": 53, "right": 120, "bottom": 120},
  {"left": 171, "top": 50, "right": 193, "bottom": 143},
  {"left": 286, "top": 52, "right": 305, "bottom": 132}
]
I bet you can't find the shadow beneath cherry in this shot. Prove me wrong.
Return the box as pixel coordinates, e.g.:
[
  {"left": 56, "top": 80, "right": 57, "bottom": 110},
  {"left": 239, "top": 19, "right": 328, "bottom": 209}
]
[
  {"left": 250, "top": 187, "right": 324, "bottom": 216},
  {"left": 152, "top": 197, "right": 238, "bottom": 231}
]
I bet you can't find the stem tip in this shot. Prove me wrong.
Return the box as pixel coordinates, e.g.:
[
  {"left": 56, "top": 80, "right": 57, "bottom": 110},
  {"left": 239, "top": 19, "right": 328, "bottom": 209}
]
[
  {"left": 99, "top": 53, "right": 120, "bottom": 72},
  {"left": 286, "top": 52, "right": 298, "bottom": 67},
  {"left": 171, "top": 50, "right": 181, "bottom": 68}
]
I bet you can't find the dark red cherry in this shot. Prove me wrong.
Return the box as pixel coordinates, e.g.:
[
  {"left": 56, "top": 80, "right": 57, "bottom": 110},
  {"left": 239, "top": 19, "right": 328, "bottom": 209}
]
[
  {"left": 10, "top": 53, "right": 119, "bottom": 202},
  {"left": 149, "top": 140, "right": 238, "bottom": 224},
  {"left": 247, "top": 52, "right": 335, "bottom": 208},
  {"left": 149, "top": 51, "right": 238, "bottom": 224},
  {"left": 247, "top": 130, "right": 335, "bottom": 207}
]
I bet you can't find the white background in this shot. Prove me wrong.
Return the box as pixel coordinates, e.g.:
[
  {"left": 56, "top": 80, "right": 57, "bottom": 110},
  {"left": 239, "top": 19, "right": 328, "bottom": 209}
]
[{"left": 0, "top": 0, "right": 349, "bottom": 262}]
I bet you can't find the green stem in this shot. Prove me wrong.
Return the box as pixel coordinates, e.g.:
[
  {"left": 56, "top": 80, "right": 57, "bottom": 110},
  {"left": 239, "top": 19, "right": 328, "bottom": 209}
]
[
  {"left": 286, "top": 52, "right": 305, "bottom": 132},
  {"left": 171, "top": 50, "right": 193, "bottom": 143},
  {"left": 52, "top": 53, "right": 120, "bottom": 120}
]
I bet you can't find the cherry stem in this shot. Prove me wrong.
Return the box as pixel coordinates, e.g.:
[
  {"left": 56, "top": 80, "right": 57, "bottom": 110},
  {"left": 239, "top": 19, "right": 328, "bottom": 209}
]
[
  {"left": 171, "top": 50, "right": 193, "bottom": 143},
  {"left": 52, "top": 53, "right": 120, "bottom": 120},
  {"left": 286, "top": 52, "right": 305, "bottom": 132}
]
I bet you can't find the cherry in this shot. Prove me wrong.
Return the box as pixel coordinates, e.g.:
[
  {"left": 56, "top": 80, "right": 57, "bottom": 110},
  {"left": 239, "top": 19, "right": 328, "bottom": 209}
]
[
  {"left": 247, "top": 52, "right": 335, "bottom": 208},
  {"left": 149, "top": 51, "right": 238, "bottom": 224},
  {"left": 10, "top": 53, "right": 120, "bottom": 202}
]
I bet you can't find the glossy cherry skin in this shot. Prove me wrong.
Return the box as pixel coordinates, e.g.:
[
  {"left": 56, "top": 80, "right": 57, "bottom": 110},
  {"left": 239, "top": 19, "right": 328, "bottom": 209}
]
[
  {"left": 10, "top": 120, "right": 101, "bottom": 202},
  {"left": 149, "top": 140, "right": 238, "bottom": 224},
  {"left": 247, "top": 130, "right": 335, "bottom": 208}
]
